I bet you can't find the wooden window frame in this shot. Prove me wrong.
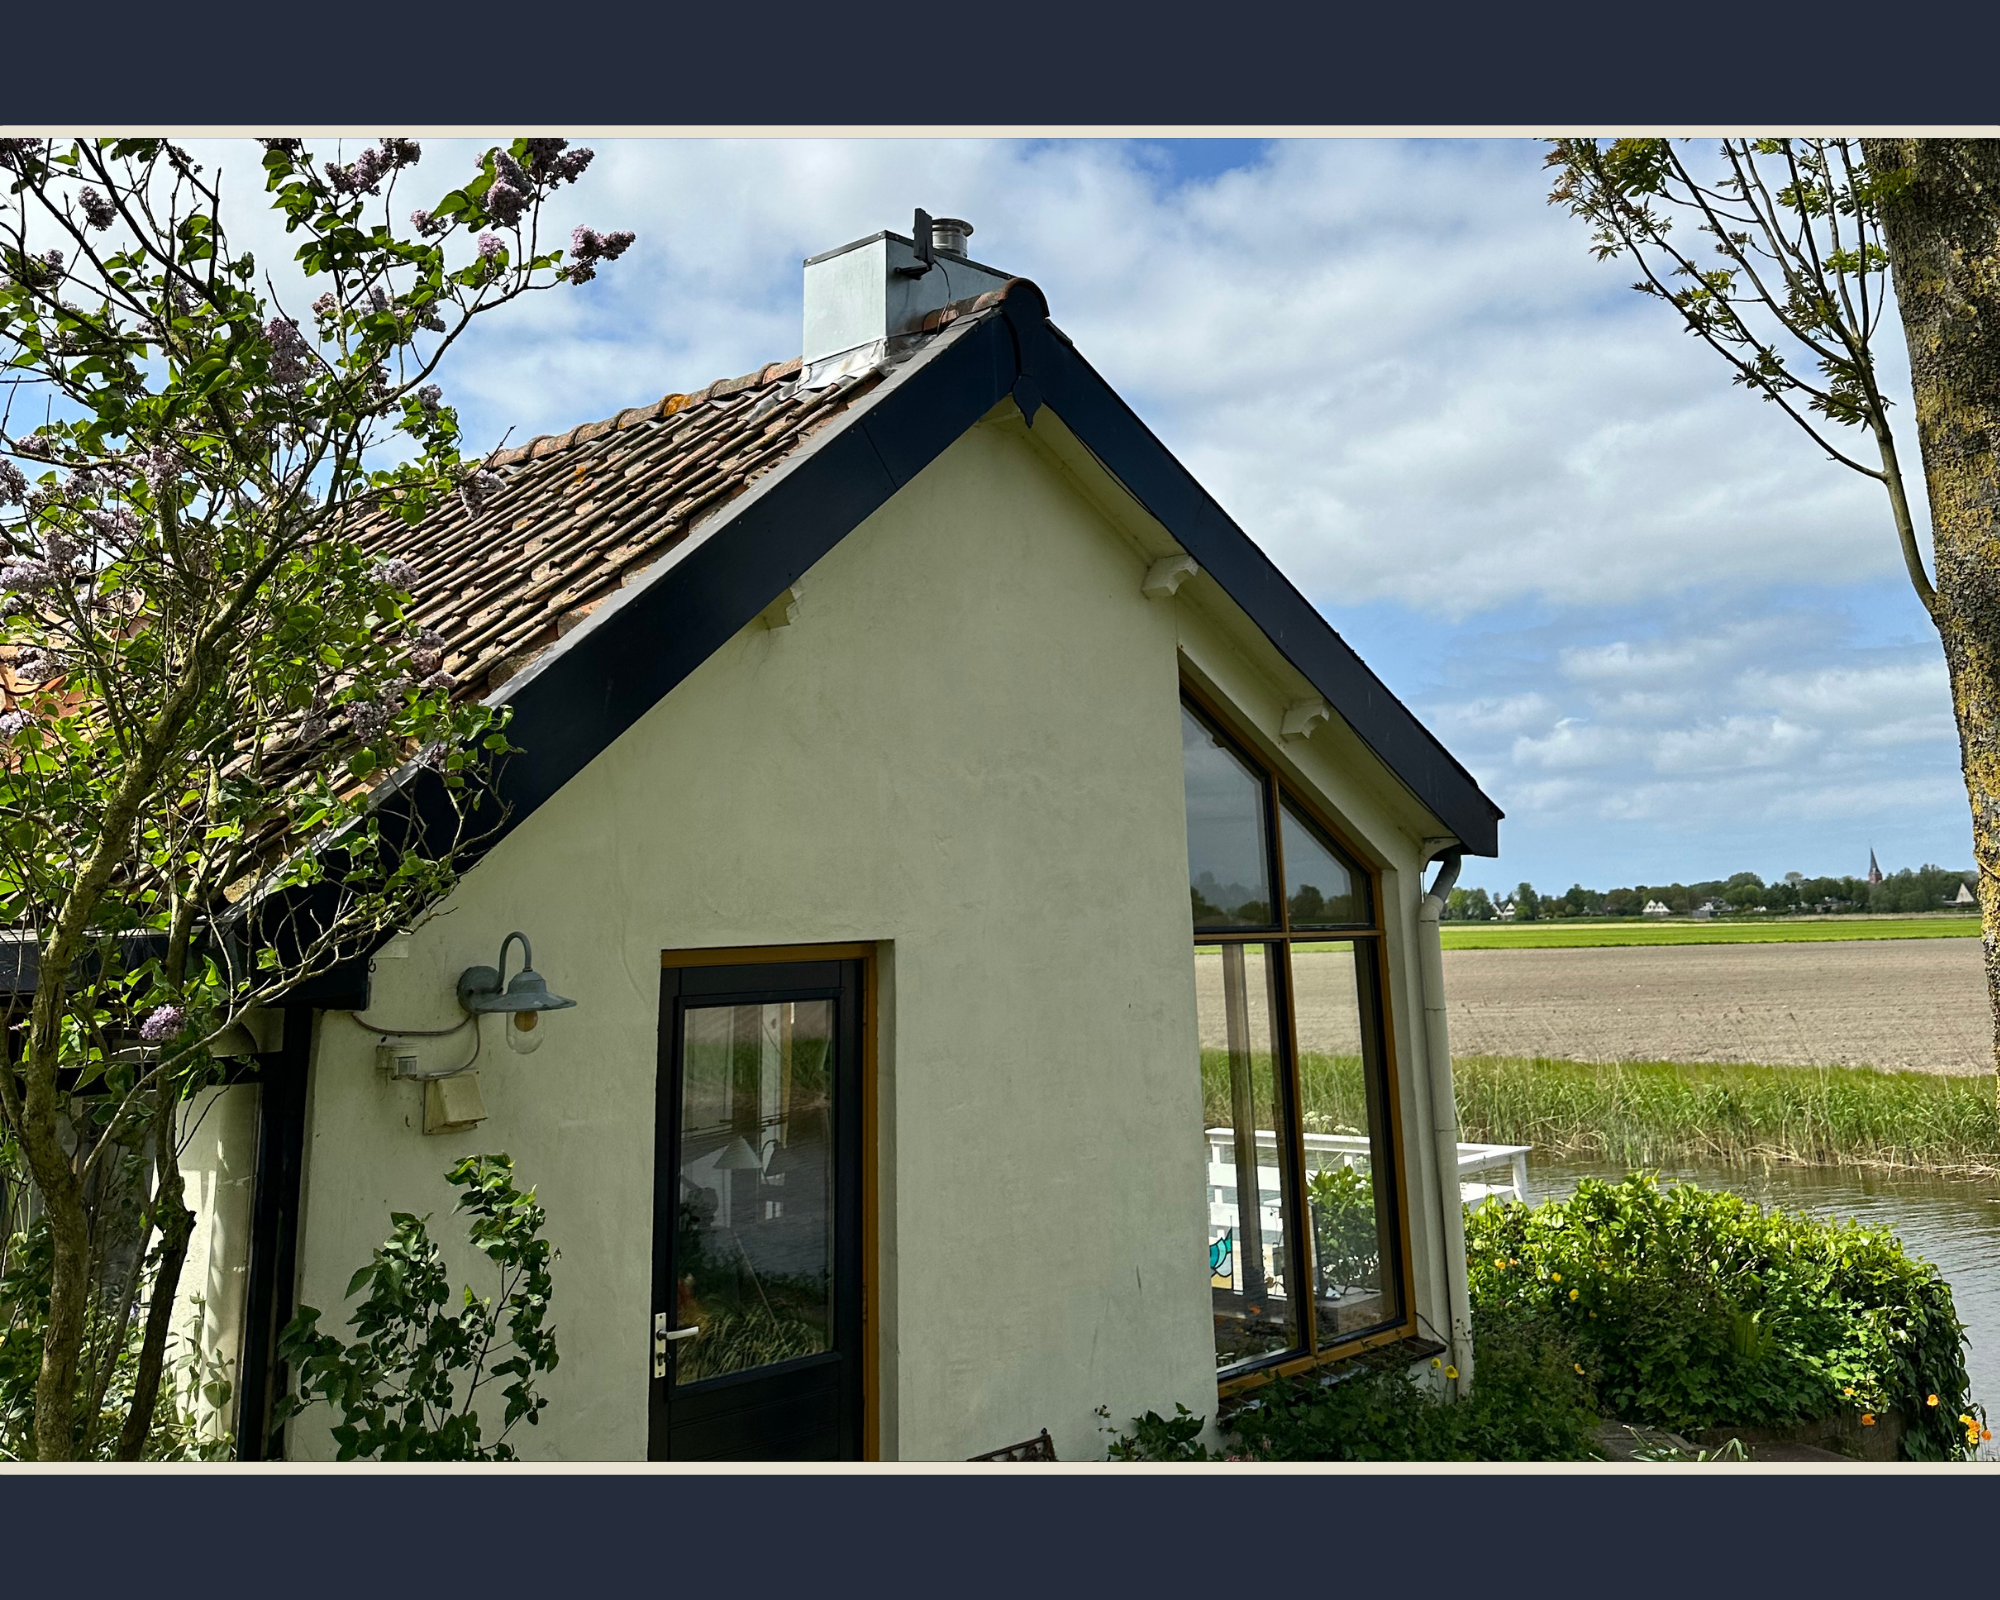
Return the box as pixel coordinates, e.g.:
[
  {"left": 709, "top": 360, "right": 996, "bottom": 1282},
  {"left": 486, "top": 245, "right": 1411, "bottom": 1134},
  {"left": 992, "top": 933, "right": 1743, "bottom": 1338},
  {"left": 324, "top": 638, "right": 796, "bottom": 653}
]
[{"left": 1181, "top": 683, "right": 1420, "bottom": 1397}]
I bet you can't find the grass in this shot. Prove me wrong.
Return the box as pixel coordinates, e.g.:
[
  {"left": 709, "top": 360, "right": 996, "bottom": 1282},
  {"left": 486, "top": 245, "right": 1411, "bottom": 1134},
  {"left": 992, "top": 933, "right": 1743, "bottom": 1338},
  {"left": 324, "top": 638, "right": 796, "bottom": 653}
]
[
  {"left": 1453, "top": 1054, "right": 2000, "bottom": 1177},
  {"left": 1205, "top": 1049, "right": 2000, "bottom": 1176},
  {"left": 1424, "top": 915, "right": 1981, "bottom": 951}
]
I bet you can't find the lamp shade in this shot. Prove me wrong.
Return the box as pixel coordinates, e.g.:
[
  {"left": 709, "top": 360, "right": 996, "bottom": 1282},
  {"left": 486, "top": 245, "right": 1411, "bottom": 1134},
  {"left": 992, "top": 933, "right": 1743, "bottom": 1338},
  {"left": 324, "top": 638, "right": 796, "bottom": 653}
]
[{"left": 457, "top": 932, "right": 578, "bottom": 1018}]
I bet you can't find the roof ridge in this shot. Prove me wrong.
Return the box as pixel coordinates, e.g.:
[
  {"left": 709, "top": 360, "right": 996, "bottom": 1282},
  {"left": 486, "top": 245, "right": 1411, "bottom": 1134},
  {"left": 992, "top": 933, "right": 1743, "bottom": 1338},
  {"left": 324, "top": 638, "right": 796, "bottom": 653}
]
[{"left": 486, "top": 355, "right": 805, "bottom": 470}]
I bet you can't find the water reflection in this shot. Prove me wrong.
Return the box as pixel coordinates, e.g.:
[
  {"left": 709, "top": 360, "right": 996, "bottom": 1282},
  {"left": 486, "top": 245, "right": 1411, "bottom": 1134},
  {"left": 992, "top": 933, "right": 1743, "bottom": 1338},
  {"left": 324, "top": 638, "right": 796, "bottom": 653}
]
[{"left": 1524, "top": 1159, "right": 2000, "bottom": 1420}]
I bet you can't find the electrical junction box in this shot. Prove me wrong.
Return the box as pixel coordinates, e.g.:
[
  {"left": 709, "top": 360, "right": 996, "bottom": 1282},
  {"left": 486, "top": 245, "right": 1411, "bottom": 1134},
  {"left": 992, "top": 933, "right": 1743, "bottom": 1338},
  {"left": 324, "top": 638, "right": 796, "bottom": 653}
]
[{"left": 423, "top": 1072, "right": 488, "bottom": 1135}]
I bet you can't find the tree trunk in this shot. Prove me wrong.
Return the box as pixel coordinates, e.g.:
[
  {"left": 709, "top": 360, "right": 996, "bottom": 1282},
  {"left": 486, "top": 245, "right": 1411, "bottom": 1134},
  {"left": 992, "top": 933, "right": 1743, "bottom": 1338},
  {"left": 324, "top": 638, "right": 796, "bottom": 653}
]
[
  {"left": 116, "top": 1097, "right": 194, "bottom": 1460},
  {"left": 1864, "top": 138, "right": 2000, "bottom": 1091}
]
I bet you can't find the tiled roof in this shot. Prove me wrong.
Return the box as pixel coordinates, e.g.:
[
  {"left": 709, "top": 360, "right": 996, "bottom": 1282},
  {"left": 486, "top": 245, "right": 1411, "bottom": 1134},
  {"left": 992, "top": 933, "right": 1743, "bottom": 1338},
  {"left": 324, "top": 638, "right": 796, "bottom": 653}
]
[{"left": 351, "top": 354, "right": 881, "bottom": 701}]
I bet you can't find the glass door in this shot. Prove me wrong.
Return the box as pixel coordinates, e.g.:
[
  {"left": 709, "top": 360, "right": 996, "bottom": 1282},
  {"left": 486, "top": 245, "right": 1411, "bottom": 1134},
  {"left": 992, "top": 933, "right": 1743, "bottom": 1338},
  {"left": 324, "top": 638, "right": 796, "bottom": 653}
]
[{"left": 650, "top": 959, "right": 863, "bottom": 1460}]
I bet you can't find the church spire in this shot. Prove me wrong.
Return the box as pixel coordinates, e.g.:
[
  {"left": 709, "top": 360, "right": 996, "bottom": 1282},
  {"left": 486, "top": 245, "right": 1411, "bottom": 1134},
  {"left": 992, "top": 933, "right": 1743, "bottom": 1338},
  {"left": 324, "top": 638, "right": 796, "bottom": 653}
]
[{"left": 1867, "top": 847, "right": 1883, "bottom": 886}]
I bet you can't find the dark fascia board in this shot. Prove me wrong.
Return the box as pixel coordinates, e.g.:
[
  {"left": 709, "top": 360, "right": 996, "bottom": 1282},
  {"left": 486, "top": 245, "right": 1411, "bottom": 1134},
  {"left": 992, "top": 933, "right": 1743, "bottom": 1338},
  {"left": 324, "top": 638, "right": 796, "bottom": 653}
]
[
  {"left": 251, "top": 283, "right": 1497, "bottom": 983},
  {"left": 1000, "top": 288, "right": 1502, "bottom": 855}
]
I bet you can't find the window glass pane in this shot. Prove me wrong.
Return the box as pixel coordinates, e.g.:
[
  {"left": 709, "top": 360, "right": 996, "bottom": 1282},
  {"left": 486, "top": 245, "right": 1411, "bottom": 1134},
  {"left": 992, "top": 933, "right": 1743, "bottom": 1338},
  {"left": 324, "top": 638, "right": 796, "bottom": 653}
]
[
  {"left": 674, "top": 1000, "right": 835, "bottom": 1385},
  {"left": 1195, "top": 943, "right": 1301, "bottom": 1371},
  {"left": 1289, "top": 941, "right": 1402, "bottom": 1346},
  {"left": 1182, "top": 705, "right": 1274, "bottom": 929},
  {"left": 1282, "top": 800, "right": 1370, "bottom": 928}
]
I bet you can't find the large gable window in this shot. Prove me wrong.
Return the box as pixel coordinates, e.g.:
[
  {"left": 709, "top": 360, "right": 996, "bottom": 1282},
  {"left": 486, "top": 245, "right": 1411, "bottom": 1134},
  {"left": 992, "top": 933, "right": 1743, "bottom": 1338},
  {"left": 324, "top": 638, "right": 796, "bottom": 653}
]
[{"left": 1183, "top": 695, "right": 1408, "bottom": 1385}]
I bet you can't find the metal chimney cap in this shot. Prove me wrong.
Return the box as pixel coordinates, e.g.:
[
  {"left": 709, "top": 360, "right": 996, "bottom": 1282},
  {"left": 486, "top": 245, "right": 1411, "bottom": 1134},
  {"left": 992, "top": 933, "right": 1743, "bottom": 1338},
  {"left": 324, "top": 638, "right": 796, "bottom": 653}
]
[{"left": 930, "top": 217, "right": 974, "bottom": 256}]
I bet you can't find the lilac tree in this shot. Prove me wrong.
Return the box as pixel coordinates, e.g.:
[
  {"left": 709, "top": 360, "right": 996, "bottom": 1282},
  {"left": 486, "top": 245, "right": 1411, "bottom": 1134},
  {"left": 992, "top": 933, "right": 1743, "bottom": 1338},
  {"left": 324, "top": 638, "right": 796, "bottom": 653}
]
[{"left": 0, "top": 137, "right": 632, "bottom": 1459}]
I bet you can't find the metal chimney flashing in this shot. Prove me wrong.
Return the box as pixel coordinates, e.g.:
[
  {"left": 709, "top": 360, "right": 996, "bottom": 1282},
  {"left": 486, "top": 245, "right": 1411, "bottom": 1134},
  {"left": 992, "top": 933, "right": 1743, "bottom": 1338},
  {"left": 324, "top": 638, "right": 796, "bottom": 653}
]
[{"left": 802, "top": 228, "right": 1012, "bottom": 373}]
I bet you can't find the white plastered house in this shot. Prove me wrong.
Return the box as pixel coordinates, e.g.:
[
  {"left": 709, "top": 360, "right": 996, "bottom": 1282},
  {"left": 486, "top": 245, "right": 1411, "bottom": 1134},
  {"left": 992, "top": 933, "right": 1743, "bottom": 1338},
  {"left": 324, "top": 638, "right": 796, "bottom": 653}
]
[{"left": 179, "top": 218, "right": 1504, "bottom": 1462}]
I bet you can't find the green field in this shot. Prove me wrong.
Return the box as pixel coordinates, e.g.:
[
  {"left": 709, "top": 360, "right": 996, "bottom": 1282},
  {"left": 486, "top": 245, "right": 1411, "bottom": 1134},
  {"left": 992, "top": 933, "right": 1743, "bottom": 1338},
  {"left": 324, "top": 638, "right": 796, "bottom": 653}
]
[{"left": 1429, "top": 916, "right": 1981, "bottom": 951}]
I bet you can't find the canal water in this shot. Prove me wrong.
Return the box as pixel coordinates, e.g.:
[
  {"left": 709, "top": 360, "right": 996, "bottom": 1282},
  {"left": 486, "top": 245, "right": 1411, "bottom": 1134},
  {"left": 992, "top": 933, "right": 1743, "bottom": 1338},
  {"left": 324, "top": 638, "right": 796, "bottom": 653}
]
[{"left": 1521, "top": 1159, "right": 2000, "bottom": 1428}]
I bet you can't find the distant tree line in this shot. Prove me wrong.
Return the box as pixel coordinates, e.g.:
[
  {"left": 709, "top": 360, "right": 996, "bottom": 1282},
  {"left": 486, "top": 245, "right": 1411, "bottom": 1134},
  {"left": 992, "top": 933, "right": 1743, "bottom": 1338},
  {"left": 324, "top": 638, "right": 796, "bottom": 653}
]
[{"left": 1444, "top": 865, "right": 1975, "bottom": 921}]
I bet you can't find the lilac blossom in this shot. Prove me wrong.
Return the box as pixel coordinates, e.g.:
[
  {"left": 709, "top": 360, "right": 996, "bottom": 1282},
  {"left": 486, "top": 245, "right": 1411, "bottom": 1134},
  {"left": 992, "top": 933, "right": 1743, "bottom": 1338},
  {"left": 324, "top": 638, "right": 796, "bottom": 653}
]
[
  {"left": 409, "top": 642, "right": 443, "bottom": 675},
  {"left": 458, "top": 468, "right": 503, "bottom": 514},
  {"left": 482, "top": 150, "right": 533, "bottom": 228},
  {"left": 476, "top": 233, "right": 504, "bottom": 261},
  {"left": 0, "top": 560, "right": 53, "bottom": 593},
  {"left": 311, "top": 290, "right": 339, "bottom": 318},
  {"left": 348, "top": 698, "right": 391, "bottom": 741},
  {"left": 82, "top": 507, "right": 138, "bottom": 547},
  {"left": 0, "top": 461, "right": 24, "bottom": 504},
  {"left": 379, "top": 138, "right": 421, "bottom": 168},
  {"left": 567, "top": 227, "right": 635, "bottom": 286},
  {"left": 297, "top": 712, "right": 328, "bottom": 746},
  {"left": 420, "top": 669, "right": 456, "bottom": 693},
  {"left": 416, "top": 384, "right": 442, "bottom": 420},
  {"left": 371, "top": 557, "right": 418, "bottom": 590},
  {"left": 0, "top": 708, "right": 27, "bottom": 742},
  {"left": 142, "top": 444, "right": 185, "bottom": 494},
  {"left": 12, "top": 649, "right": 50, "bottom": 680},
  {"left": 410, "top": 208, "right": 447, "bottom": 238},
  {"left": 78, "top": 187, "right": 116, "bottom": 231},
  {"left": 0, "top": 139, "right": 44, "bottom": 172},
  {"left": 523, "top": 141, "right": 594, "bottom": 186},
  {"left": 42, "top": 528, "right": 77, "bottom": 569},
  {"left": 15, "top": 433, "right": 53, "bottom": 460},
  {"left": 138, "top": 1004, "right": 186, "bottom": 1043},
  {"left": 264, "top": 317, "right": 312, "bottom": 387},
  {"left": 258, "top": 138, "right": 303, "bottom": 154}
]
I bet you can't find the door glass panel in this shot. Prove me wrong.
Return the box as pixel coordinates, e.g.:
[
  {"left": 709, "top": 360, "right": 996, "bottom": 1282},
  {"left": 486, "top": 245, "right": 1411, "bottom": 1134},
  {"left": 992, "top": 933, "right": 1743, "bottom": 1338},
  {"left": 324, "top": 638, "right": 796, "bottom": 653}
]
[
  {"left": 1289, "top": 941, "right": 1401, "bottom": 1346},
  {"left": 673, "top": 999, "right": 835, "bottom": 1386},
  {"left": 1281, "top": 800, "right": 1369, "bottom": 929},
  {"left": 1183, "top": 706, "right": 1275, "bottom": 929},
  {"left": 1195, "top": 943, "right": 1300, "bottom": 1370}
]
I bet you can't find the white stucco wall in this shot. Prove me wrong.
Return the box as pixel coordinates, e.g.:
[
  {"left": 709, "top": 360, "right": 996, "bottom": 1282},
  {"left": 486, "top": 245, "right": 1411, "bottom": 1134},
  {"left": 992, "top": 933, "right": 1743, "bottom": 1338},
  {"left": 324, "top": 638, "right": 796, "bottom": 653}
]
[
  {"left": 285, "top": 406, "right": 1460, "bottom": 1461},
  {"left": 169, "top": 1083, "right": 259, "bottom": 1447}
]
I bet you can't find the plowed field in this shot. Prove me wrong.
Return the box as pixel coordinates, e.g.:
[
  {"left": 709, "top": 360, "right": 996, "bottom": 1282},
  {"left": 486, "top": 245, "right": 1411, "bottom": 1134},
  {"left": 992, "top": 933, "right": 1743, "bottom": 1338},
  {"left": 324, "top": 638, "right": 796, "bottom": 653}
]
[{"left": 1440, "top": 937, "right": 1991, "bottom": 1076}]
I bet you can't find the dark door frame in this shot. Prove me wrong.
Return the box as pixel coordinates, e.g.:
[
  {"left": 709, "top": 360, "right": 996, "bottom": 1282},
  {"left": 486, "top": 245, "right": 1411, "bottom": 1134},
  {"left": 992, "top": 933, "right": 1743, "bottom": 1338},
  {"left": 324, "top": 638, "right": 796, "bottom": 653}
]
[
  {"left": 650, "top": 944, "right": 875, "bottom": 1461},
  {"left": 234, "top": 1004, "right": 313, "bottom": 1460}
]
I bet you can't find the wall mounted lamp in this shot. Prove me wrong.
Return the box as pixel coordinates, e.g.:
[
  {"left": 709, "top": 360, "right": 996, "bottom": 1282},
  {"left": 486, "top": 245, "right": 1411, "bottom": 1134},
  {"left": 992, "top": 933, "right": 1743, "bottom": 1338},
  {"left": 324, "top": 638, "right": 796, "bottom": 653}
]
[{"left": 457, "top": 931, "right": 577, "bottom": 1055}]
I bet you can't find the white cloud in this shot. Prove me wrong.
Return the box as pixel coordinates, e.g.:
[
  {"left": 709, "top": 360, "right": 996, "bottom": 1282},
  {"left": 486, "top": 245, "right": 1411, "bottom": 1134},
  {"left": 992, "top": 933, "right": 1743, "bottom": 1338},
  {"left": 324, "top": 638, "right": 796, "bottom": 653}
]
[{"left": 169, "top": 136, "right": 1936, "bottom": 624}]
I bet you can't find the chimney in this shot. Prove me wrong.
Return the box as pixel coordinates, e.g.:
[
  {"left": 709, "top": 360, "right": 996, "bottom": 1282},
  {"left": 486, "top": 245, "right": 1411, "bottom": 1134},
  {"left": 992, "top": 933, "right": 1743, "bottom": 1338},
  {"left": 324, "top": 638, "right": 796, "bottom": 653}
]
[{"left": 802, "top": 214, "right": 1011, "bottom": 374}]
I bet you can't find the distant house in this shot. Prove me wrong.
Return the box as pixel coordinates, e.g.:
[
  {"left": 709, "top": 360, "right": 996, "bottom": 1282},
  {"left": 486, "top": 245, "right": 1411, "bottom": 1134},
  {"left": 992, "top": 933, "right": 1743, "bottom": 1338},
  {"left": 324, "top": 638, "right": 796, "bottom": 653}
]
[
  {"left": 1688, "top": 904, "right": 1714, "bottom": 921},
  {"left": 1954, "top": 881, "right": 1976, "bottom": 906},
  {"left": 1495, "top": 900, "right": 1517, "bottom": 921},
  {"left": 1642, "top": 899, "right": 1671, "bottom": 917}
]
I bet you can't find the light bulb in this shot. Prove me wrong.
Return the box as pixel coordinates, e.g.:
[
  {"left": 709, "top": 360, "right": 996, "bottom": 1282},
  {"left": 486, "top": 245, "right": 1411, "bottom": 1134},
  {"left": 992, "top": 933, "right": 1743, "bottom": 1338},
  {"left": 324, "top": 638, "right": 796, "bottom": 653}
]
[{"left": 505, "top": 1009, "right": 544, "bottom": 1055}]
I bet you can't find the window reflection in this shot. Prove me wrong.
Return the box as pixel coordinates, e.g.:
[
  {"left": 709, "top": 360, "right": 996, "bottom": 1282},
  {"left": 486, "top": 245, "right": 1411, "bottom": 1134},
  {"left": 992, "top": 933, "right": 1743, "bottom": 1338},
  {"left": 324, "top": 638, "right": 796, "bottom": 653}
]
[
  {"left": 675, "top": 1000, "right": 836, "bottom": 1385},
  {"left": 1195, "top": 944, "right": 1300, "bottom": 1371},
  {"left": 1289, "top": 941, "right": 1400, "bottom": 1345},
  {"left": 1282, "top": 800, "right": 1369, "bottom": 929},
  {"left": 1182, "top": 707, "right": 1274, "bottom": 929}
]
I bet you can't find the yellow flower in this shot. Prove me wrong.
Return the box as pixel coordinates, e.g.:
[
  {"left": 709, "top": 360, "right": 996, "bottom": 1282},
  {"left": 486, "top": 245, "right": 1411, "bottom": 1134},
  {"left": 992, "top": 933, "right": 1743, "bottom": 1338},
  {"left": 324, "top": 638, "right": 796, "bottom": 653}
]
[
  {"left": 1551, "top": 1272, "right": 1562, "bottom": 1283},
  {"left": 1444, "top": 1365, "right": 1459, "bottom": 1380},
  {"left": 1927, "top": 1394, "right": 1939, "bottom": 1407},
  {"left": 1569, "top": 1288, "right": 1579, "bottom": 1301},
  {"left": 1496, "top": 1258, "right": 1507, "bottom": 1270},
  {"left": 1588, "top": 1312, "right": 1596, "bottom": 1320},
  {"left": 1861, "top": 1413, "right": 1876, "bottom": 1426},
  {"left": 1844, "top": 1388, "right": 1855, "bottom": 1397},
  {"left": 1431, "top": 1357, "right": 1441, "bottom": 1369},
  {"left": 1573, "top": 1363, "right": 1584, "bottom": 1376}
]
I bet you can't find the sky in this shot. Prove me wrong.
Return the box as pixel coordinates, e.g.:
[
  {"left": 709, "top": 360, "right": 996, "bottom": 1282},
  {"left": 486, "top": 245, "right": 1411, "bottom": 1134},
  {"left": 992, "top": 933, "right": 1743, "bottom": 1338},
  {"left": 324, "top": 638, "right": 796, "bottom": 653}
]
[{"left": 183, "top": 136, "right": 1969, "bottom": 895}]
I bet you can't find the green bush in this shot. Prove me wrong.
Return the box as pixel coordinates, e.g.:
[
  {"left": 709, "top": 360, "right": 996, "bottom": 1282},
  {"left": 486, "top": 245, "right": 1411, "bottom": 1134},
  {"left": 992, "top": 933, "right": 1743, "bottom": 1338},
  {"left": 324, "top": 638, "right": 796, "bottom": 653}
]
[
  {"left": 1219, "top": 1299, "right": 1599, "bottom": 1462},
  {"left": 1465, "top": 1174, "right": 1986, "bottom": 1460},
  {"left": 1101, "top": 1300, "right": 1598, "bottom": 1462}
]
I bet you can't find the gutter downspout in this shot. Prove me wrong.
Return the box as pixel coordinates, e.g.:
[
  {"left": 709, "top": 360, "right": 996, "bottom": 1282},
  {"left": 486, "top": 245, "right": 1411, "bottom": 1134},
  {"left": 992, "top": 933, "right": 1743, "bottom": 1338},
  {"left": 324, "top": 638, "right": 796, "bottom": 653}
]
[{"left": 1419, "top": 846, "right": 1473, "bottom": 1397}]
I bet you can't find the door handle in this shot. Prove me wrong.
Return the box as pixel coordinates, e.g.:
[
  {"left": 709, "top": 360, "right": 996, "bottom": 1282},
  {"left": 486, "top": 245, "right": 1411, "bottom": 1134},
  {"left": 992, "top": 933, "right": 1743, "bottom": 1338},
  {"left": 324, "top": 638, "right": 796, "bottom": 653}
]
[{"left": 653, "top": 1312, "right": 700, "bottom": 1377}]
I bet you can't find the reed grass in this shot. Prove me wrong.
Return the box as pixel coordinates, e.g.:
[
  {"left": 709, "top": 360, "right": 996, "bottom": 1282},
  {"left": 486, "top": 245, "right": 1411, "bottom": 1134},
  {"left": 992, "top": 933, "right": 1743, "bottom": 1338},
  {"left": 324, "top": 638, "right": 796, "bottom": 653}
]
[
  {"left": 1452, "top": 1055, "right": 2000, "bottom": 1177},
  {"left": 1202, "top": 1049, "right": 2000, "bottom": 1175}
]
